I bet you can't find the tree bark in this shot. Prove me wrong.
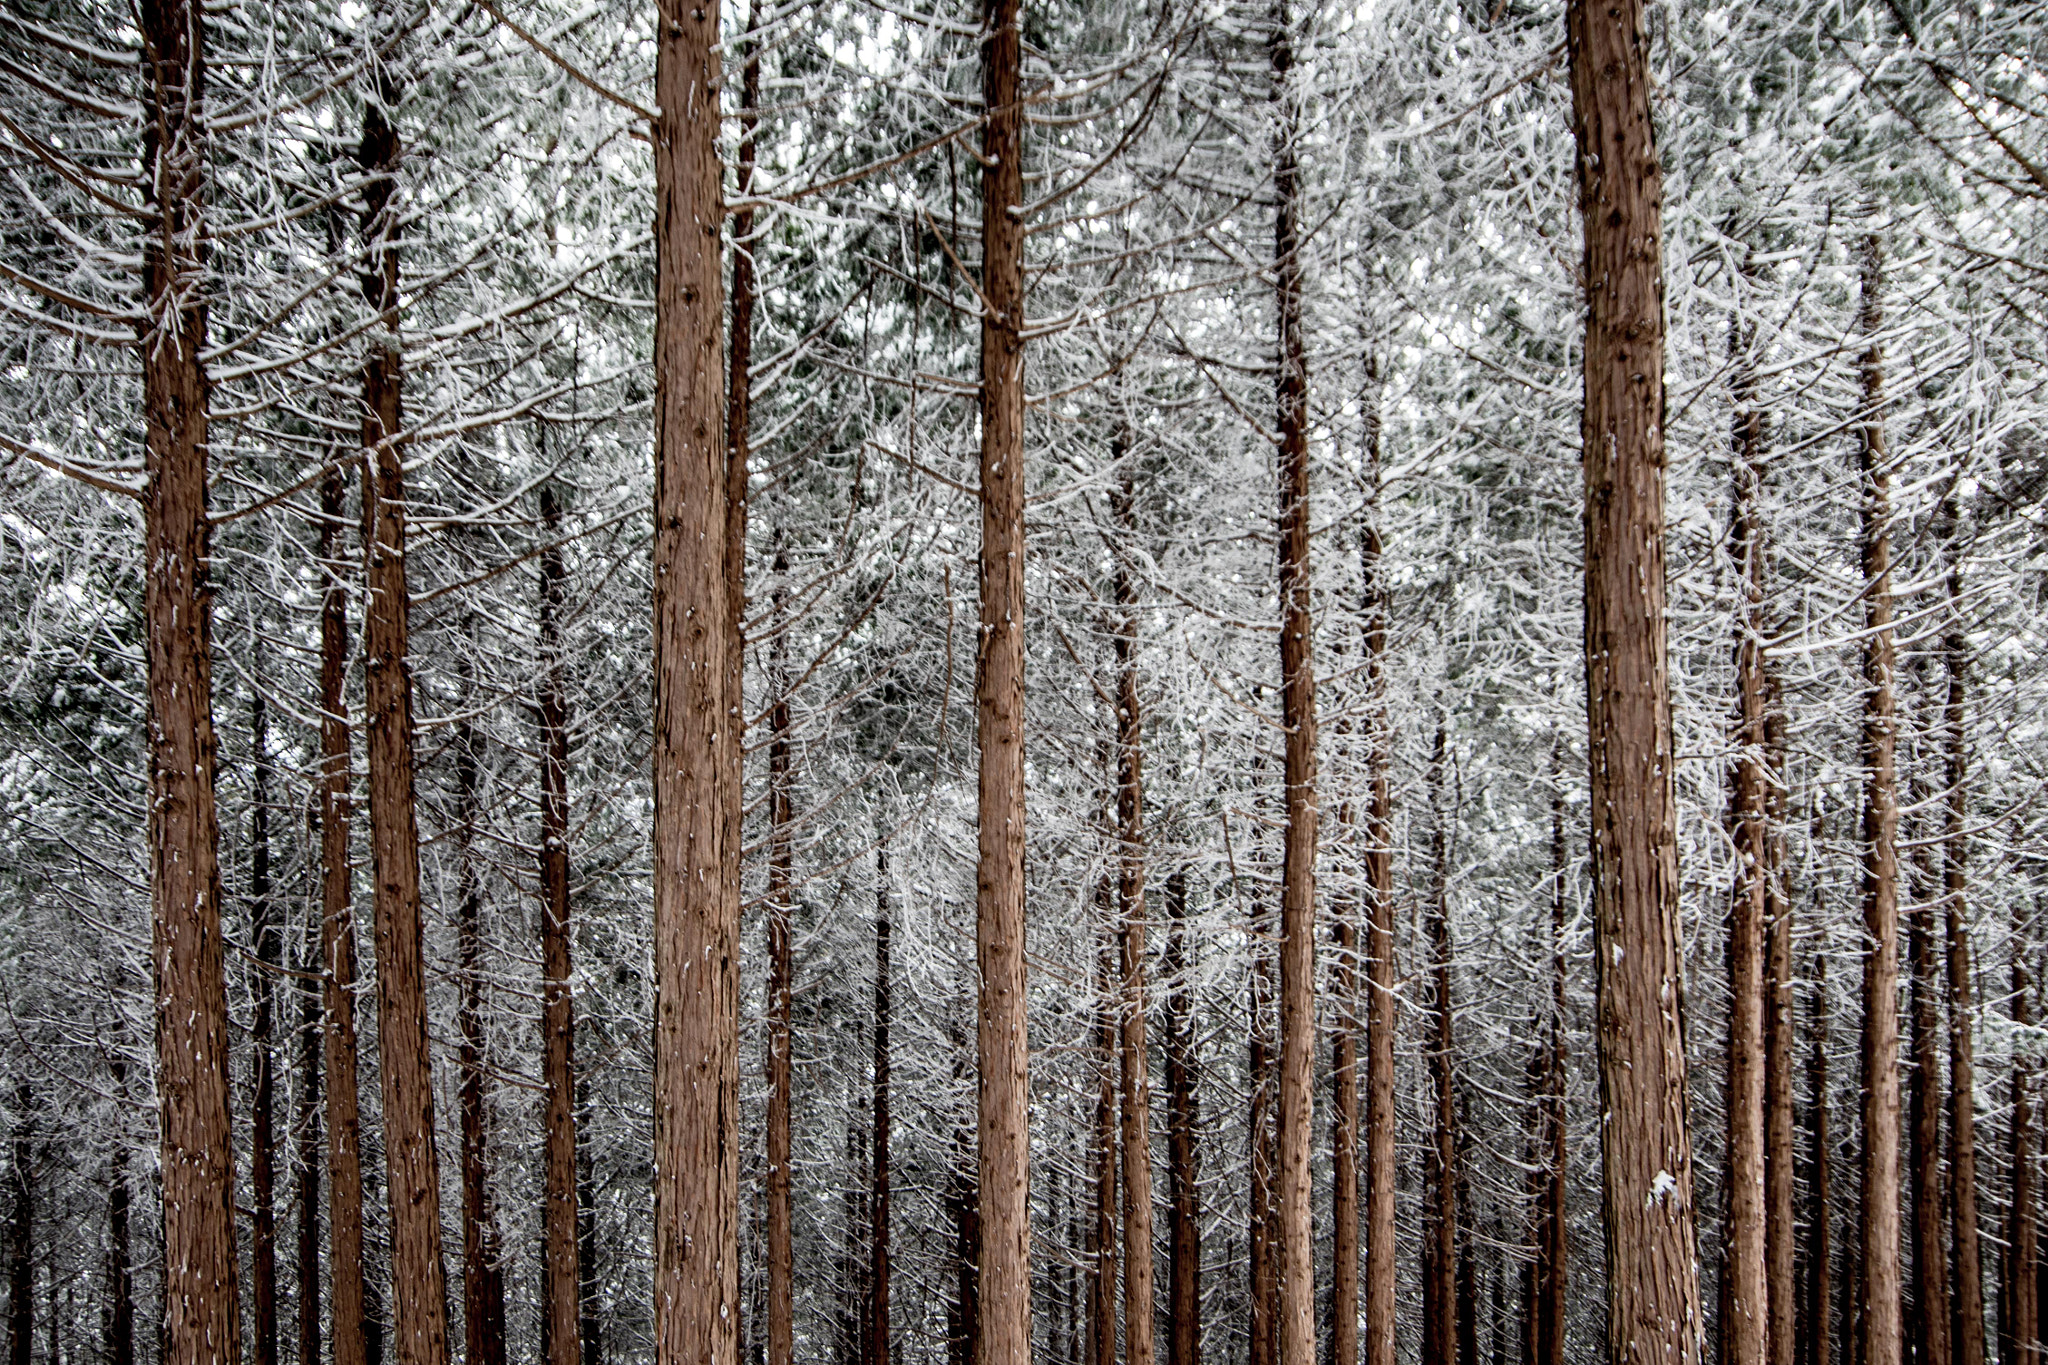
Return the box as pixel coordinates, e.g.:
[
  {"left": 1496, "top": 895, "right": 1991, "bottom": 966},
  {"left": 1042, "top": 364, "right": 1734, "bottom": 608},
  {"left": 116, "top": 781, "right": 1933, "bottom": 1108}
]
[
  {"left": 1329, "top": 866, "right": 1359, "bottom": 1365},
  {"left": 1164, "top": 870, "right": 1202, "bottom": 1365},
  {"left": 1799, "top": 947, "right": 1831, "bottom": 1365},
  {"left": 1851, "top": 231, "right": 1903, "bottom": 1365},
  {"left": 1251, "top": 915, "right": 1279, "bottom": 1365},
  {"left": 1906, "top": 722, "right": 1950, "bottom": 1365},
  {"left": 650, "top": 0, "right": 742, "bottom": 1362},
  {"left": 2005, "top": 919, "right": 2039, "bottom": 1365},
  {"left": 1765, "top": 697, "right": 1796, "bottom": 1365},
  {"left": 1940, "top": 505, "right": 1986, "bottom": 1365},
  {"left": 251, "top": 686, "right": 281, "bottom": 1365},
  {"left": 1268, "top": 8, "right": 1319, "bottom": 1365},
  {"left": 871, "top": 851, "right": 893, "bottom": 1365},
  {"left": 765, "top": 544, "right": 795, "bottom": 1365},
  {"left": 576, "top": 1074, "right": 603, "bottom": 1365},
  {"left": 1566, "top": 0, "right": 1704, "bottom": 1355},
  {"left": 1091, "top": 926, "right": 1119, "bottom": 1365},
  {"left": 295, "top": 896, "right": 323, "bottom": 1365},
  {"left": 1423, "top": 722, "right": 1457, "bottom": 1365},
  {"left": 948, "top": 1029, "right": 982, "bottom": 1365},
  {"left": 1111, "top": 469, "right": 1158, "bottom": 1365},
  {"left": 7, "top": 1083, "right": 28, "bottom": 1365},
  {"left": 453, "top": 709, "right": 507, "bottom": 1365},
  {"left": 538, "top": 481, "right": 582, "bottom": 1365},
  {"left": 137, "top": 4, "right": 243, "bottom": 1361},
  {"left": 106, "top": 1056, "right": 136, "bottom": 1365},
  {"left": 976, "top": 0, "right": 1033, "bottom": 1358},
  {"left": 1531, "top": 752, "right": 1569, "bottom": 1365},
  {"left": 357, "top": 67, "right": 454, "bottom": 1365}
]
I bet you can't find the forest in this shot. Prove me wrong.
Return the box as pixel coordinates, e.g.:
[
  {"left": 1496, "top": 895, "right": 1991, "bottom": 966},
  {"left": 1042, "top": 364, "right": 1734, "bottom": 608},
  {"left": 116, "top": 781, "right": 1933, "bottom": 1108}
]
[{"left": 1, "top": 0, "right": 2045, "bottom": 1364}]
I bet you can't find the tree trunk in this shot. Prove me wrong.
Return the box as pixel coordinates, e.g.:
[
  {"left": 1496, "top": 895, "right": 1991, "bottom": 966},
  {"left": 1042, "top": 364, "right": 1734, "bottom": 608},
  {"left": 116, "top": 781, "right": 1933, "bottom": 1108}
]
[
  {"left": 1907, "top": 724, "right": 1950, "bottom": 1365},
  {"left": 317, "top": 460, "right": 368, "bottom": 1365},
  {"left": 1268, "top": 9, "right": 1318, "bottom": 1365},
  {"left": 538, "top": 481, "right": 582, "bottom": 1365},
  {"left": 1111, "top": 469, "right": 1158, "bottom": 1365},
  {"left": 453, "top": 709, "right": 507, "bottom": 1365},
  {"left": 766, "top": 545, "right": 795, "bottom": 1365},
  {"left": 1091, "top": 927, "right": 1120, "bottom": 1365},
  {"left": 7, "top": 1083, "right": 28, "bottom": 1365},
  {"left": 1800, "top": 948, "right": 1832, "bottom": 1365},
  {"left": 576, "top": 1073, "right": 603, "bottom": 1365},
  {"left": 251, "top": 686, "right": 281, "bottom": 1365},
  {"left": 357, "top": 69, "right": 454, "bottom": 1365},
  {"left": 1566, "top": 0, "right": 1704, "bottom": 1355},
  {"left": 1765, "top": 699, "right": 1796, "bottom": 1365},
  {"left": 1329, "top": 869, "right": 1359, "bottom": 1365},
  {"left": 976, "top": 0, "right": 1033, "bottom": 1359},
  {"left": 1358, "top": 364, "right": 1398, "bottom": 1365},
  {"left": 871, "top": 851, "right": 893, "bottom": 1365},
  {"left": 1165, "top": 871, "right": 1203, "bottom": 1365},
  {"left": 1725, "top": 282, "right": 1771, "bottom": 1365},
  {"left": 651, "top": 0, "right": 741, "bottom": 1361},
  {"left": 107, "top": 1056, "right": 136, "bottom": 1365},
  {"left": 1251, "top": 916, "right": 1279, "bottom": 1365},
  {"left": 1941, "top": 505, "right": 1986, "bottom": 1365},
  {"left": 137, "top": 4, "right": 243, "bottom": 1361},
  {"left": 2006, "top": 922, "right": 2039, "bottom": 1365},
  {"left": 1851, "top": 231, "right": 1903, "bottom": 1365},
  {"left": 948, "top": 1036, "right": 981, "bottom": 1365},
  {"left": 295, "top": 898, "right": 323, "bottom": 1365},
  {"left": 1531, "top": 753, "right": 1568, "bottom": 1365},
  {"left": 1423, "top": 722, "right": 1457, "bottom": 1365}
]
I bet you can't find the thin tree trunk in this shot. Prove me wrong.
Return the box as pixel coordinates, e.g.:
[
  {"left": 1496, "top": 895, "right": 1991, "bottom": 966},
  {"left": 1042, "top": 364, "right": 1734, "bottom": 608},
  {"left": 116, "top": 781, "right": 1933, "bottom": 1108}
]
[
  {"left": 871, "top": 851, "right": 893, "bottom": 1365},
  {"left": 1800, "top": 948, "right": 1832, "bottom": 1365},
  {"left": 765, "top": 544, "right": 794, "bottom": 1365},
  {"left": 1566, "top": 0, "right": 1704, "bottom": 1354},
  {"left": 1092, "top": 926, "right": 1120, "bottom": 1365},
  {"left": 7, "top": 1083, "right": 28, "bottom": 1365},
  {"left": 1251, "top": 918, "right": 1278, "bottom": 1365},
  {"left": 976, "top": 0, "right": 1032, "bottom": 1358},
  {"left": 1358, "top": 363, "right": 1398, "bottom": 1365},
  {"left": 1765, "top": 697, "right": 1796, "bottom": 1365},
  {"left": 108, "top": 1058, "right": 135, "bottom": 1365},
  {"left": 1165, "top": 871, "right": 1203, "bottom": 1365},
  {"left": 1851, "top": 231, "right": 1904, "bottom": 1365},
  {"left": 947, "top": 1031, "right": 981, "bottom": 1365},
  {"left": 651, "top": 0, "right": 741, "bottom": 1360},
  {"left": 1531, "top": 752, "right": 1569, "bottom": 1365},
  {"left": 357, "top": 65, "right": 454, "bottom": 1365},
  {"left": 538, "top": 481, "right": 582, "bottom": 1365},
  {"left": 1942, "top": 503, "right": 1986, "bottom": 1365},
  {"left": 1907, "top": 718, "right": 1950, "bottom": 1365},
  {"left": 137, "top": 4, "right": 242, "bottom": 1361},
  {"left": 2006, "top": 919, "right": 2039, "bottom": 1365},
  {"left": 1111, "top": 468, "right": 1158, "bottom": 1365},
  {"left": 577, "top": 1072, "right": 603, "bottom": 1365},
  {"left": 1423, "top": 722, "right": 1457, "bottom": 1365},
  {"left": 251, "top": 686, "right": 281, "bottom": 1365},
  {"left": 1725, "top": 280, "right": 1771, "bottom": 1365},
  {"left": 1329, "top": 868, "right": 1359, "bottom": 1365},
  {"left": 295, "top": 895, "right": 323, "bottom": 1365},
  {"left": 453, "top": 709, "right": 507, "bottom": 1365},
  {"left": 1268, "top": 8, "right": 1319, "bottom": 1364}
]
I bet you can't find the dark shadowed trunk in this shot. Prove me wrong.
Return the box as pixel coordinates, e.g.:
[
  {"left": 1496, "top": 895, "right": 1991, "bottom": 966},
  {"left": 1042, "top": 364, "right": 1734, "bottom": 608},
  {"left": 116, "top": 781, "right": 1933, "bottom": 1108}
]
[
  {"left": 1906, "top": 700, "right": 1950, "bottom": 1365},
  {"left": 1251, "top": 909, "right": 1279, "bottom": 1365},
  {"left": 7, "top": 1083, "right": 28, "bottom": 1365},
  {"left": 453, "top": 707, "right": 507, "bottom": 1365},
  {"left": 1799, "top": 945, "right": 1831, "bottom": 1365},
  {"left": 1091, "top": 924, "right": 1119, "bottom": 1365},
  {"left": 108, "top": 1060, "right": 136, "bottom": 1365},
  {"left": 538, "top": 481, "right": 581, "bottom": 1365},
  {"left": 1423, "top": 722, "right": 1456, "bottom": 1365},
  {"left": 1165, "top": 870, "right": 1203, "bottom": 1365},
  {"left": 295, "top": 895, "right": 323, "bottom": 1365},
  {"left": 766, "top": 542, "right": 795, "bottom": 1365},
  {"left": 1531, "top": 753, "right": 1568, "bottom": 1365},
  {"left": 871, "top": 851, "right": 892, "bottom": 1365},
  {"left": 251, "top": 686, "right": 280, "bottom": 1365}
]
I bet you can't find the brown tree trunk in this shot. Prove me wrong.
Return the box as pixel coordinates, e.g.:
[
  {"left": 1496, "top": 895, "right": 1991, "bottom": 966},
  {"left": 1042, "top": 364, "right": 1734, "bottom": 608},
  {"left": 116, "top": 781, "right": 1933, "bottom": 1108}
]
[
  {"left": 1091, "top": 928, "right": 1120, "bottom": 1365},
  {"left": 1111, "top": 470, "right": 1158, "bottom": 1365},
  {"left": 1765, "top": 702, "right": 1796, "bottom": 1365},
  {"left": 251, "top": 686, "right": 282, "bottom": 1365},
  {"left": 357, "top": 71, "right": 454, "bottom": 1365},
  {"left": 295, "top": 900, "right": 324, "bottom": 1365},
  {"left": 1165, "top": 871, "right": 1203, "bottom": 1365},
  {"left": 1941, "top": 511, "right": 1986, "bottom": 1365},
  {"left": 1800, "top": 948, "right": 1832, "bottom": 1365},
  {"left": 1358, "top": 369, "right": 1398, "bottom": 1365},
  {"left": 1566, "top": 0, "right": 1704, "bottom": 1355},
  {"left": 453, "top": 709, "right": 507, "bottom": 1365},
  {"left": 947, "top": 1040, "right": 981, "bottom": 1365},
  {"left": 1268, "top": 8, "right": 1318, "bottom": 1365},
  {"left": 871, "top": 851, "right": 893, "bottom": 1365},
  {"left": 651, "top": 0, "right": 741, "bottom": 1361},
  {"left": 1423, "top": 722, "right": 1457, "bottom": 1365},
  {"left": 137, "top": 3, "right": 242, "bottom": 1361},
  {"left": 1251, "top": 919, "right": 1279, "bottom": 1365},
  {"left": 108, "top": 1057, "right": 136, "bottom": 1365},
  {"left": 317, "top": 462, "right": 368, "bottom": 1365},
  {"left": 1851, "top": 232, "right": 1903, "bottom": 1365},
  {"left": 1329, "top": 874, "right": 1359, "bottom": 1365},
  {"left": 765, "top": 546, "right": 795, "bottom": 1365},
  {"left": 2006, "top": 924, "right": 2039, "bottom": 1365},
  {"left": 1725, "top": 285, "right": 1771, "bottom": 1365},
  {"left": 1907, "top": 734, "right": 1950, "bottom": 1365},
  {"left": 538, "top": 481, "right": 582, "bottom": 1365},
  {"left": 976, "top": 0, "right": 1033, "bottom": 1359},
  {"left": 1531, "top": 754, "right": 1568, "bottom": 1365},
  {"left": 7, "top": 1083, "right": 28, "bottom": 1365}
]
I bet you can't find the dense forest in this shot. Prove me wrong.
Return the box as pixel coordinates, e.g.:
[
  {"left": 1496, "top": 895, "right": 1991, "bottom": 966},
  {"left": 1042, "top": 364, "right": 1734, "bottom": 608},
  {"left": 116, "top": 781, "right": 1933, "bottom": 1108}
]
[{"left": 2, "top": 1, "right": 2046, "bottom": 1365}]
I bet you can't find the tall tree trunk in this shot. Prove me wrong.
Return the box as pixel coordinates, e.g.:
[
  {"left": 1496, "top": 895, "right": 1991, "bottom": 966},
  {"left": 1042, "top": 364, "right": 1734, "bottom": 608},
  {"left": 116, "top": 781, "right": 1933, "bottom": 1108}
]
[
  {"left": 976, "top": 0, "right": 1032, "bottom": 1359},
  {"left": 1268, "top": 8, "right": 1319, "bottom": 1365},
  {"left": 1566, "top": 0, "right": 1704, "bottom": 1356},
  {"left": 1358, "top": 363, "right": 1398, "bottom": 1365},
  {"left": 108, "top": 1059, "right": 135, "bottom": 1365},
  {"left": 871, "top": 851, "right": 893, "bottom": 1365},
  {"left": 7, "top": 1083, "right": 28, "bottom": 1365},
  {"left": 1851, "top": 231, "right": 1903, "bottom": 1365},
  {"left": 453, "top": 710, "right": 507, "bottom": 1365},
  {"left": 1329, "top": 865, "right": 1359, "bottom": 1365},
  {"left": 538, "top": 481, "right": 582, "bottom": 1365},
  {"left": 357, "top": 65, "right": 454, "bottom": 1365},
  {"left": 317, "top": 461, "right": 368, "bottom": 1365},
  {"left": 1531, "top": 753, "right": 1569, "bottom": 1365},
  {"left": 577, "top": 1073, "right": 603, "bottom": 1365},
  {"left": 1091, "top": 927, "right": 1120, "bottom": 1365},
  {"left": 1423, "top": 722, "right": 1457, "bottom": 1365},
  {"left": 1907, "top": 723, "right": 1950, "bottom": 1365},
  {"left": 251, "top": 686, "right": 281, "bottom": 1365},
  {"left": 651, "top": 0, "right": 741, "bottom": 1360},
  {"left": 137, "top": 4, "right": 242, "bottom": 1361},
  {"left": 1765, "top": 699, "right": 1796, "bottom": 1365},
  {"left": 1111, "top": 469, "right": 1158, "bottom": 1365},
  {"left": 295, "top": 897, "right": 324, "bottom": 1365},
  {"left": 2006, "top": 920, "right": 2039, "bottom": 1365},
  {"left": 1941, "top": 503, "right": 1986, "bottom": 1365},
  {"left": 765, "top": 546, "right": 795, "bottom": 1365},
  {"left": 948, "top": 1028, "right": 981, "bottom": 1365},
  {"left": 1165, "top": 871, "right": 1202, "bottom": 1365},
  {"left": 1725, "top": 280, "right": 1771, "bottom": 1365},
  {"left": 1800, "top": 949, "right": 1832, "bottom": 1365},
  {"left": 1251, "top": 917, "right": 1278, "bottom": 1365}
]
